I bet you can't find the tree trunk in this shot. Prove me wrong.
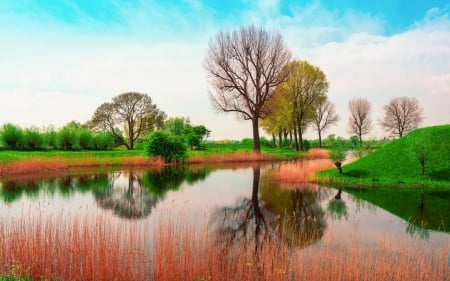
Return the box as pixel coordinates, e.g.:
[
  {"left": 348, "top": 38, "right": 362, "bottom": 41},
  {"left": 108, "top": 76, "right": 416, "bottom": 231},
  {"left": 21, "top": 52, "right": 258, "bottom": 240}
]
[
  {"left": 272, "top": 134, "right": 276, "bottom": 147},
  {"left": 298, "top": 124, "right": 304, "bottom": 151},
  {"left": 335, "top": 162, "right": 342, "bottom": 174},
  {"left": 278, "top": 130, "right": 282, "bottom": 148},
  {"left": 252, "top": 119, "right": 261, "bottom": 154},
  {"left": 293, "top": 126, "right": 299, "bottom": 151},
  {"left": 334, "top": 188, "right": 342, "bottom": 200},
  {"left": 318, "top": 130, "right": 322, "bottom": 148}
]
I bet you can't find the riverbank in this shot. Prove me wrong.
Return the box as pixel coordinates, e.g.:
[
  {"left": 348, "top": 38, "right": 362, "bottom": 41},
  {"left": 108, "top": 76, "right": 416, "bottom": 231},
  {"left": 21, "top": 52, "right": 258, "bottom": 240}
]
[{"left": 0, "top": 145, "right": 303, "bottom": 176}]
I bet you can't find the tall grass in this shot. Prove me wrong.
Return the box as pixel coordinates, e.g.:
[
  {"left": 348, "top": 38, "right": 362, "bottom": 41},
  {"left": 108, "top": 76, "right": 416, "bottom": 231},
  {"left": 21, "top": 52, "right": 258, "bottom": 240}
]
[{"left": 0, "top": 208, "right": 447, "bottom": 281}]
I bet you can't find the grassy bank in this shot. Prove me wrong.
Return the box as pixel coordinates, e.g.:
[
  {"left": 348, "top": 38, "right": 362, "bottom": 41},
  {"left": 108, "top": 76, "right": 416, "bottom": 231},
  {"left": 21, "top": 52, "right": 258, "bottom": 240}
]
[
  {"left": 0, "top": 143, "right": 303, "bottom": 176},
  {"left": 317, "top": 125, "right": 450, "bottom": 188}
]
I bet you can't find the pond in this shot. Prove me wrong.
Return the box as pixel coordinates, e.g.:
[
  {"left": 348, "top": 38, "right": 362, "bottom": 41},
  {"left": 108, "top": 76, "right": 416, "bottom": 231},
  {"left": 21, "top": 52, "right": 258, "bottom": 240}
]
[{"left": 0, "top": 162, "right": 448, "bottom": 280}]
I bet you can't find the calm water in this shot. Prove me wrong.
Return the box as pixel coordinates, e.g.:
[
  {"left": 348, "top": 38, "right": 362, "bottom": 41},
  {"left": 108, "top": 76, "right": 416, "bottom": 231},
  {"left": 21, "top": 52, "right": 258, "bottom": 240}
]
[{"left": 0, "top": 162, "right": 448, "bottom": 252}]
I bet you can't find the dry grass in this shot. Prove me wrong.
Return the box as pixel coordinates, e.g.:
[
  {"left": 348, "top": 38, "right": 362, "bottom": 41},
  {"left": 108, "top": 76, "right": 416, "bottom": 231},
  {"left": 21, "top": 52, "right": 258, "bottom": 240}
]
[
  {"left": 0, "top": 156, "right": 165, "bottom": 176},
  {"left": 1, "top": 209, "right": 447, "bottom": 281},
  {"left": 272, "top": 159, "right": 335, "bottom": 184},
  {"left": 306, "top": 148, "right": 329, "bottom": 160},
  {"left": 187, "top": 152, "right": 275, "bottom": 164}
]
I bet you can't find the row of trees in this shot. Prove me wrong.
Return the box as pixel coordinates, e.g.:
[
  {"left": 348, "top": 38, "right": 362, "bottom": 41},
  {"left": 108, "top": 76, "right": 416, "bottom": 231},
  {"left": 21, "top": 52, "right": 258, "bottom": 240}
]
[
  {"left": 204, "top": 24, "right": 423, "bottom": 152},
  {"left": 0, "top": 122, "right": 116, "bottom": 150}
]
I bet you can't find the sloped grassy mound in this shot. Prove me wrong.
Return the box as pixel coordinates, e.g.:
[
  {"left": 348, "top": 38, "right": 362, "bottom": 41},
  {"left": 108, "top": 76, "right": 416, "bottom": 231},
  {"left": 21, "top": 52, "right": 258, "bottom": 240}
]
[{"left": 318, "top": 124, "right": 450, "bottom": 188}]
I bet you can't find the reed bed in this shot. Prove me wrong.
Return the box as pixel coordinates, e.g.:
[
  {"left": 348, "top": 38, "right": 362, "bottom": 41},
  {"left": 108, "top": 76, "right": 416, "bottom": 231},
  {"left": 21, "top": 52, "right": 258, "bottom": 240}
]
[
  {"left": 0, "top": 156, "right": 164, "bottom": 176},
  {"left": 272, "top": 159, "right": 336, "bottom": 184},
  {"left": 0, "top": 208, "right": 448, "bottom": 281},
  {"left": 187, "top": 152, "right": 275, "bottom": 164},
  {"left": 306, "top": 148, "right": 330, "bottom": 159}
]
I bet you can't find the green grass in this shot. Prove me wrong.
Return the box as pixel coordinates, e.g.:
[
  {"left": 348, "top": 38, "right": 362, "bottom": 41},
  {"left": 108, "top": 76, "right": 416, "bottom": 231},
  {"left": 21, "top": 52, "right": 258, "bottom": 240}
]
[
  {"left": 0, "top": 142, "right": 302, "bottom": 166},
  {"left": 318, "top": 124, "right": 450, "bottom": 188}
]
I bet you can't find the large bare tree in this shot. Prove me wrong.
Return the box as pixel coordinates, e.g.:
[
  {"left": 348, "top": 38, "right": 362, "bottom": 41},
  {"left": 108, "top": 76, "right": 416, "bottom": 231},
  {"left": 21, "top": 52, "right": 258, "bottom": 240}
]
[
  {"left": 204, "top": 25, "right": 292, "bottom": 153},
  {"left": 314, "top": 100, "right": 339, "bottom": 148},
  {"left": 380, "top": 96, "right": 423, "bottom": 138},
  {"left": 90, "top": 92, "right": 166, "bottom": 150},
  {"left": 348, "top": 97, "right": 372, "bottom": 143}
]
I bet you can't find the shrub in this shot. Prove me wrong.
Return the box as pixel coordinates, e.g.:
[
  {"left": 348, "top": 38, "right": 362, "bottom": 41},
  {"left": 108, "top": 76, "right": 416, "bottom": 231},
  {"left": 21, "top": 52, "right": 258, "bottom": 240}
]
[
  {"left": 145, "top": 131, "right": 186, "bottom": 163},
  {"left": 303, "top": 139, "right": 311, "bottom": 151},
  {"left": 0, "top": 123, "right": 23, "bottom": 149},
  {"left": 240, "top": 138, "right": 253, "bottom": 145}
]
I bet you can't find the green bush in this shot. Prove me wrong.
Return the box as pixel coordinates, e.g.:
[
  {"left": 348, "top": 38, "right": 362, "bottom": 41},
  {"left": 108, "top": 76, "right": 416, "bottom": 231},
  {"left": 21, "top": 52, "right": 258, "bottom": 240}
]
[
  {"left": 145, "top": 131, "right": 186, "bottom": 163},
  {"left": 0, "top": 123, "right": 23, "bottom": 149}
]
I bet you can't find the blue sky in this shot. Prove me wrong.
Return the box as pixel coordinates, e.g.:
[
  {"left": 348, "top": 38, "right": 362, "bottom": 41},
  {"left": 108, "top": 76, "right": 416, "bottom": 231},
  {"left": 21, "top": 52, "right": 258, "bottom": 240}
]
[{"left": 0, "top": 0, "right": 449, "bottom": 139}]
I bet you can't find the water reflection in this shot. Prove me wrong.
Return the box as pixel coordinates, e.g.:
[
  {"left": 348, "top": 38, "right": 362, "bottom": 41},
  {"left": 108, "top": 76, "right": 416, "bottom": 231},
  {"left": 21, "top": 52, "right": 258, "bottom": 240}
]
[
  {"left": 210, "top": 164, "right": 276, "bottom": 250},
  {"left": 327, "top": 189, "right": 349, "bottom": 221},
  {"left": 210, "top": 164, "right": 328, "bottom": 252},
  {"left": 94, "top": 170, "right": 159, "bottom": 219}
]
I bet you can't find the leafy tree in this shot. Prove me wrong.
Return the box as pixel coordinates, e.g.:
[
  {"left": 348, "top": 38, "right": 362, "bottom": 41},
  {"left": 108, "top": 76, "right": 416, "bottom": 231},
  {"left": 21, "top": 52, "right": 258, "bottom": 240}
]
[
  {"left": 78, "top": 128, "right": 93, "bottom": 149},
  {"left": 145, "top": 131, "right": 186, "bottom": 163},
  {"left": 23, "top": 127, "right": 44, "bottom": 149},
  {"left": 89, "top": 92, "right": 165, "bottom": 150},
  {"left": 329, "top": 139, "right": 347, "bottom": 174},
  {"left": 204, "top": 24, "right": 292, "bottom": 154},
  {"left": 348, "top": 97, "right": 372, "bottom": 143},
  {"left": 92, "top": 132, "right": 115, "bottom": 150},
  {"left": 57, "top": 124, "right": 79, "bottom": 150},
  {"left": 313, "top": 100, "right": 339, "bottom": 147},
  {"left": 277, "top": 61, "right": 328, "bottom": 151},
  {"left": 0, "top": 123, "right": 23, "bottom": 149},
  {"left": 380, "top": 96, "right": 423, "bottom": 138},
  {"left": 42, "top": 125, "right": 57, "bottom": 149},
  {"left": 164, "top": 117, "right": 190, "bottom": 137}
]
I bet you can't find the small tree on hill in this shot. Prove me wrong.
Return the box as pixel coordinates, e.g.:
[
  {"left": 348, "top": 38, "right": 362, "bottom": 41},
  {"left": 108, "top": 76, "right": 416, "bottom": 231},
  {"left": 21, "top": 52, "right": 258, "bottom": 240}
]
[
  {"left": 380, "top": 96, "right": 423, "bottom": 138},
  {"left": 409, "top": 131, "right": 430, "bottom": 176},
  {"left": 329, "top": 140, "right": 347, "bottom": 174}
]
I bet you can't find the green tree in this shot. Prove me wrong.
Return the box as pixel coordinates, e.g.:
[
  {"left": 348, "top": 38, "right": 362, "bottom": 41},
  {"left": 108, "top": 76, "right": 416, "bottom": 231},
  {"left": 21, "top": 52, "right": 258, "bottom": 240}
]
[
  {"left": 23, "top": 127, "right": 44, "bottom": 149},
  {"left": 329, "top": 139, "right": 347, "bottom": 174},
  {"left": 0, "top": 123, "right": 23, "bottom": 149},
  {"left": 78, "top": 128, "right": 93, "bottom": 149},
  {"left": 145, "top": 131, "right": 187, "bottom": 163},
  {"left": 276, "top": 61, "right": 328, "bottom": 151},
  {"left": 57, "top": 123, "right": 79, "bottom": 150},
  {"left": 92, "top": 132, "right": 115, "bottom": 150},
  {"left": 90, "top": 92, "right": 166, "bottom": 150},
  {"left": 204, "top": 24, "right": 292, "bottom": 154}
]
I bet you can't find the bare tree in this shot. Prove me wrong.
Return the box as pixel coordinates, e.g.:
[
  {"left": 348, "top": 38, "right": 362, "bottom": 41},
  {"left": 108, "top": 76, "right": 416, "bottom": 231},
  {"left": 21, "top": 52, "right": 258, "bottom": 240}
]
[
  {"left": 90, "top": 92, "right": 165, "bottom": 150},
  {"left": 204, "top": 25, "right": 292, "bottom": 153},
  {"left": 313, "top": 100, "right": 339, "bottom": 147},
  {"left": 348, "top": 98, "right": 372, "bottom": 143},
  {"left": 380, "top": 96, "right": 423, "bottom": 138}
]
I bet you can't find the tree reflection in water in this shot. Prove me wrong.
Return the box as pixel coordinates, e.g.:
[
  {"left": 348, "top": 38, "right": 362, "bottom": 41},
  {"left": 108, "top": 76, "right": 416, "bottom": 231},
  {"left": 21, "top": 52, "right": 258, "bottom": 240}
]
[
  {"left": 94, "top": 170, "right": 159, "bottom": 219},
  {"left": 210, "top": 164, "right": 327, "bottom": 256},
  {"left": 327, "top": 188, "right": 349, "bottom": 221}
]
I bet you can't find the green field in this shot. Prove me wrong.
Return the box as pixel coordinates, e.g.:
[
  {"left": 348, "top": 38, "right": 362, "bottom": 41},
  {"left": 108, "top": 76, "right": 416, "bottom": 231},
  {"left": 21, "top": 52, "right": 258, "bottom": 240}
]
[
  {"left": 318, "top": 125, "right": 450, "bottom": 188},
  {"left": 0, "top": 142, "right": 303, "bottom": 166}
]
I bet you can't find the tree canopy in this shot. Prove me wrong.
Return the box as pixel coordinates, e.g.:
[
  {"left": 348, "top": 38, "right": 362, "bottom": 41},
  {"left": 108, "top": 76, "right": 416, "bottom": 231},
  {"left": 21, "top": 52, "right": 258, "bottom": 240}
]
[{"left": 89, "top": 92, "right": 166, "bottom": 150}]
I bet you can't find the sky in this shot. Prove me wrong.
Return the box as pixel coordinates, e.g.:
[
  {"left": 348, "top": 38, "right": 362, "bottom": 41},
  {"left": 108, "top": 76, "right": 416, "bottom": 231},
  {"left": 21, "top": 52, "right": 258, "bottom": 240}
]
[{"left": 0, "top": 0, "right": 449, "bottom": 140}]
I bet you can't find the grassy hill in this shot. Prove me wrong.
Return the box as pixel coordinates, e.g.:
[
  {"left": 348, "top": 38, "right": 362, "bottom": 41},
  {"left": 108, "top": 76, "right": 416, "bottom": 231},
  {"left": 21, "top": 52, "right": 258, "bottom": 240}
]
[{"left": 318, "top": 124, "right": 450, "bottom": 188}]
